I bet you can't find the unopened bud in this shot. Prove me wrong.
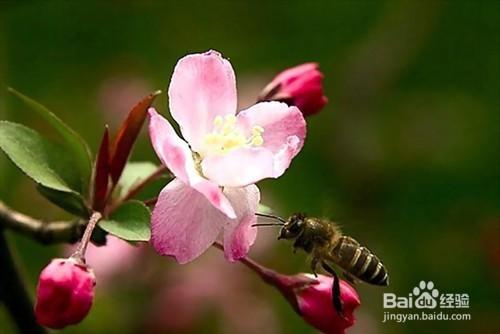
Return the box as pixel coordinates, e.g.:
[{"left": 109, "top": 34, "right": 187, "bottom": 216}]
[
  {"left": 265, "top": 272, "right": 360, "bottom": 334},
  {"left": 296, "top": 274, "right": 360, "bottom": 334},
  {"left": 259, "top": 63, "right": 328, "bottom": 116},
  {"left": 35, "top": 258, "right": 95, "bottom": 329}
]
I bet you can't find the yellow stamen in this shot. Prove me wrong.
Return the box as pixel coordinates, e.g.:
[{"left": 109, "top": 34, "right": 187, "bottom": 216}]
[
  {"left": 251, "top": 135, "right": 264, "bottom": 146},
  {"left": 201, "top": 115, "right": 265, "bottom": 156},
  {"left": 213, "top": 115, "right": 224, "bottom": 127}
]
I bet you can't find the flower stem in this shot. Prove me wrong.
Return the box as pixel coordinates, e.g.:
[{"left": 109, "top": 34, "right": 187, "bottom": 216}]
[
  {"left": 71, "top": 212, "right": 102, "bottom": 261},
  {"left": 212, "top": 241, "right": 280, "bottom": 284},
  {"left": 107, "top": 165, "right": 169, "bottom": 214},
  {"left": 0, "top": 229, "right": 47, "bottom": 334},
  {"left": 143, "top": 196, "right": 158, "bottom": 207},
  {"left": 123, "top": 165, "right": 169, "bottom": 201},
  {"left": 211, "top": 241, "right": 317, "bottom": 314}
]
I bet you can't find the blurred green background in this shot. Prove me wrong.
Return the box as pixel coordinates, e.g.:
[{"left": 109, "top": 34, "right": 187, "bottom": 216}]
[{"left": 0, "top": 0, "right": 499, "bottom": 333}]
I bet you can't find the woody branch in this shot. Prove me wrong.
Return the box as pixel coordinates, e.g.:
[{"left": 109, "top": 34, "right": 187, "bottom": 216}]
[{"left": 0, "top": 201, "right": 84, "bottom": 244}]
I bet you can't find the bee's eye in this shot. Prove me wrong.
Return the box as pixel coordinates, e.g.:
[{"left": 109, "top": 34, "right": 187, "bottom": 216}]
[{"left": 289, "top": 220, "right": 303, "bottom": 233}]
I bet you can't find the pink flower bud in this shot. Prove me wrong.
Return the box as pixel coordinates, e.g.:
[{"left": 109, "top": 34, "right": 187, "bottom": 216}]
[
  {"left": 35, "top": 258, "right": 95, "bottom": 329},
  {"left": 259, "top": 63, "right": 328, "bottom": 116},
  {"left": 263, "top": 271, "right": 360, "bottom": 334},
  {"left": 296, "top": 274, "right": 360, "bottom": 334}
]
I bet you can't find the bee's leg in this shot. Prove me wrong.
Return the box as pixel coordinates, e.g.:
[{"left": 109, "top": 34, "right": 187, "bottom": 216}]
[
  {"left": 292, "top": 238, "right": 300, "bottom": 254},
  {"left": 310, "top": 257, "right": 320, "bottom": 277},
  {"left": 293, "top": 233, "right": 314, "bottom": 254},
  {"left": 322, "top": 262, "right": 344, "bottom": 318}
]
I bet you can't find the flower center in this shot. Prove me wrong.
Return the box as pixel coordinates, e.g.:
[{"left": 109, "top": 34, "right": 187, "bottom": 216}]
[{"left": 202, "top": 115, "right": 264, "bottom": 156}]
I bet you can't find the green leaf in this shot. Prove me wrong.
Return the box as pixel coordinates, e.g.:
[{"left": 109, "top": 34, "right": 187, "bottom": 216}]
[
  {"left": 115, "top": 161, "right": 158, "bottom": 199},
  {"left": 0, "top": 121, "right": 77, "bottom": 192},
  {"left": 99, "top": 200, "right": 151, "bottom": 241},
  {"left": 37, "top": 185, "right": 89, "bottom": 217},
  {"left": 8, "top": 87, "right": 92, "bottom": 190},
  {"left": 0, "top": 121, "right": 89, "bottom": 214}
]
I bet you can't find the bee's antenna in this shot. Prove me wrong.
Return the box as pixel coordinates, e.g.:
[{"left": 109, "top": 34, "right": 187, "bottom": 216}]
[
  {"left": 254, "top": 212, "right": 287, "bottom": 225},
  {"left": 251, "top": 223, "right": 284, "bottom": 227}
]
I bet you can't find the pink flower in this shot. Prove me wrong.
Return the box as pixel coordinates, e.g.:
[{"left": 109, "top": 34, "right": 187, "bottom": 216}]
[
  {"left": 259, "top": 63, "right": 328, "bottom": 116},
  {"left": 265, "top": 272, "right": 360, "bottom": 334},
  {"left": 34, "top": 258, "right": 95, "bottom": 329},
  {"left": 149, "top": 50, "right": 306, "bottom": 263}
]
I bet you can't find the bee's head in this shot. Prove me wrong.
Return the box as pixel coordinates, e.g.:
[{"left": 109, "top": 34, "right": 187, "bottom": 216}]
[{"left": 278, "top": 213, "right": 307, "bottom": 240}]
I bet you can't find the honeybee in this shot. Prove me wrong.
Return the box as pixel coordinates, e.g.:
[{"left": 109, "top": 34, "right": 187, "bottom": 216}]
[{"left": 254, "top": 212, "right": 389, "bottom": 315}]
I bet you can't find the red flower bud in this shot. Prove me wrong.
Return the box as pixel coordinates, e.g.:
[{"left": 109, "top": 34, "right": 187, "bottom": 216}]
[
  {"left": 264, "top": 272, "right": 360, "bottom": 334},
  {"left": 35, "top": 258, "right": 95, "bottom": 329},
  {"left": 296, "top": 274, "right": 360, "bottom": 334},
  {"left": 259, "top": 63, "right": 328, "bottom": 116}
]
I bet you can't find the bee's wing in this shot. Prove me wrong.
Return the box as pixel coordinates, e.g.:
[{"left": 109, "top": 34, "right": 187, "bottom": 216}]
[{"left": 321, "top": 257, "right": 360, "bottom": 285}]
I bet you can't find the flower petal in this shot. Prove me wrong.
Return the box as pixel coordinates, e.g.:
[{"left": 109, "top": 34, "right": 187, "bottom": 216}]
[
  {"left": 148, "top": 109, "right": 236, "bottom": 218},
  {"left": 201, "top": 102, "right": 305, "bottom": 187},
  {"left": 151, "top": 179, "right": 226, "bottom": 264},
  {"left": 272, "top": 135, "right": 303, "bottom": 177},
  {"left": 222, "top": 185, "right": 260, "bottom": 261},
  {"left": 236, "top": 101, "right": 306, "bottom": 153},
  {"left": 191, "top": 178, "right": 236, "bottom": 219},
  {"left": 151, "top": 180, "right": 259, "bottom": 263},
  {"left": 168, "top": 50, "right": 237, "bottom": 152},
  {"left": 148, "top": 108, "right": 196, "bottom": 183},
  {"left": 201, "top": 148, "right": 274, "bottom": 187},
  {"left": 274, "top": 63, "right": 318, "bottom": 81}
]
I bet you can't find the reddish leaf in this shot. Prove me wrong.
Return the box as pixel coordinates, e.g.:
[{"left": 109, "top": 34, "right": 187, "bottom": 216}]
[
  {"left": 93, "top": 126, "right": 110, "bottom": 211},
  {"left": 109, "top": 90, "right": 161, "bottom": 184}
]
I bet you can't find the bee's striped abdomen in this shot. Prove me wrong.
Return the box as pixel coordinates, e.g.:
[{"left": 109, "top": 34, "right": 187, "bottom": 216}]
[{"left": 332, "top": 236, "right": 388, "bottom": 286}]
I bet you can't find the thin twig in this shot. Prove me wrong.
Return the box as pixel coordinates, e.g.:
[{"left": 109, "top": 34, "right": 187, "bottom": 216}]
[
  {"left": 0, "top": 201, "right": 84, "bottom": 244},
  {"left": 212, "top": 241, "right": 317, "bottom": 314},
  {"left": 143, "top": 197, "right": 158, "bottom": 207},
  {"left": 122, "top": 165, "right": 168, "bottom": 202},
  {"left": 212, "top": 241, "right": 276, "bottom": 282},
  {"left": 107, "top": 165, "right": 169, "bottom": 213}
]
